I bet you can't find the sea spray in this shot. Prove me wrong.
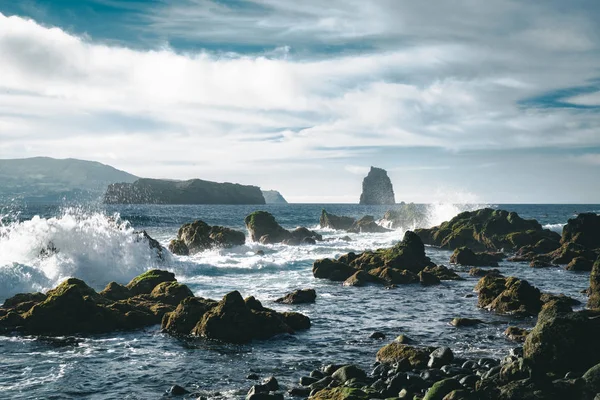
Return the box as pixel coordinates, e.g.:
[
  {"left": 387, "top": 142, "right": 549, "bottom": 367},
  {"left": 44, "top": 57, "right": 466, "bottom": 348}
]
[{"left": 0, "top": 208, "right": 163, "bottom": 300}]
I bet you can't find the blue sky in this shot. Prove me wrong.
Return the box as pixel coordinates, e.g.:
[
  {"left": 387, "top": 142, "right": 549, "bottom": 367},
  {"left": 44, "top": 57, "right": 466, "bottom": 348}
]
[{"left": 1, "top": 0, "right": 600, "bottom": 203}]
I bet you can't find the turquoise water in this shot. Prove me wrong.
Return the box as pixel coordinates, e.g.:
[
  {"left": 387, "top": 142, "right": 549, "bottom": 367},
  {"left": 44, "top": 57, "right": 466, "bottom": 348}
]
[{"left": 0, "top": 203, "right": 597, "bottom": 399}]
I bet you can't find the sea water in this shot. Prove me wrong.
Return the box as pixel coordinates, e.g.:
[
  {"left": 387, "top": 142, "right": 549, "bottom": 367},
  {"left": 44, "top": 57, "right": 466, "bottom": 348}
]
[{"left": 0, "top": 202, "right": 597, "bottom": 399}]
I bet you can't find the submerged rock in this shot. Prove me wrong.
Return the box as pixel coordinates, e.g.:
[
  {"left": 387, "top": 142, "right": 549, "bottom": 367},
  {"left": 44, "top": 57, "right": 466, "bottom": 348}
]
[
  {"left": 415, "top": 208, "right": 559, "bottom": 252},
  {"left": 319, "top": 209, "right": 356, "bottom": 231},
  {"left": 359, "top": 166, "right": 395, "bottom": 205}
]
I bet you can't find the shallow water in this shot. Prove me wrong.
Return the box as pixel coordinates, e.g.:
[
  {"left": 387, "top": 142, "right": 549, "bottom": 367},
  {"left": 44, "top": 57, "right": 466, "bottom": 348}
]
[{"left": 0, "top": 202, "right": 597, "bottom": 399}]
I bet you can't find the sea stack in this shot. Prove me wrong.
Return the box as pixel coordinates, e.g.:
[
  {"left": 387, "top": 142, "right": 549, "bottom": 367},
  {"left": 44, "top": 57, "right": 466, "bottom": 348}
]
[{"left": 359, "top": 166, "right": 395, "bottom": 205}]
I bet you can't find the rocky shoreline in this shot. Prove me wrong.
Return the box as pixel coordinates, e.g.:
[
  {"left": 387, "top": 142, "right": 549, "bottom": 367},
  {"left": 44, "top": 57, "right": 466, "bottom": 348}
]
[{"left": 0, "top": 207, "right": 599, "bottom": 399}]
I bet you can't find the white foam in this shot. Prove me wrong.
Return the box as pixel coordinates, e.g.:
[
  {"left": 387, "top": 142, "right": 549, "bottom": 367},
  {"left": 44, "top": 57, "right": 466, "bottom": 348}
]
[
  {"left": 0, "top": 209, "right": 163, "bottom": 300},
  {"left": 543, "top": 223, "right": 565, "bottom": 234}
]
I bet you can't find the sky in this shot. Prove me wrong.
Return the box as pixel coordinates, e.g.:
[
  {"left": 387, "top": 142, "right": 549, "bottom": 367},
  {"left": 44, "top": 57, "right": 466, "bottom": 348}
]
[{"left": 0, "top": 0, "right": 600, "bottom": 203}]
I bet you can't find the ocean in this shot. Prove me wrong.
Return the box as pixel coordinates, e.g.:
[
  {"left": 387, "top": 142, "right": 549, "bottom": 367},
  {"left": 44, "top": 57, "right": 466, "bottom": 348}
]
[{"left": 0, "top": 202, "right": 598, "bottom": 399}]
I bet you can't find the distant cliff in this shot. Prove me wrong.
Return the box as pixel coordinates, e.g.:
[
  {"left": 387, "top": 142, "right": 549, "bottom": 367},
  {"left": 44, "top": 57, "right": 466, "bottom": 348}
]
[
  {"left": 359, "top": 166, "right": 395, "bottom": 205},
  {"left": 0, "top": 157, "right": 137, "bottom": 201},
  {"left": 104, "top": 178, "right": 266, "bottom": 205},
  {"left": 262, "top": 190, "right": 288, "bottom": 204}
]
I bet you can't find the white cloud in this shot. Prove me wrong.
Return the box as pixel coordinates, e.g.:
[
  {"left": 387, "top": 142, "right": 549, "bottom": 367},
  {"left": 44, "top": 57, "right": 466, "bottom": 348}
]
[{"left": 565, "top": 91, "right": 600, "bottom": 106}]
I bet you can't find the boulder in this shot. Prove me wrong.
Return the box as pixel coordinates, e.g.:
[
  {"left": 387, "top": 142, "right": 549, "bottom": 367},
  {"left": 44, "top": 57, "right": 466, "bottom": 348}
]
[
  {"left": 561, "top": 213, "right": 600, "bottom": 249},
  {"left": 415, "top": 208, "right": 560, "bottom": 251},
  {"left": 343, "top": 270, "right": 377, "bottom": 287},
  {"left": 309, "top": 387, "right": 369, "bottom": 400},
  {"left": 347, "top": 215, "right": 391, "bottom": 234},
  {"left": 175, "top": 220, "right": 245, "bottom": 253},
  {"left": 548, "top": 242, "right": 598, "bottom": 265},
  {"left": 450, "top": 318, "right": 484, "bottom": 327},
  {"left": 245, "top": 211, "right": 292, "bottom": 243},
  {"left": 359, "top": 166, "right": 395, "bottom": 205},
  {"left": 319, "top": 209, "right": 355, "bottom": 231},
  {"left": 419, "top": 271, "right": 441, "bottom": 286},
  {"left": 468, "top": 268, "right": 501, "bottom": 277},
  {"left": 168, "top": 239, "right": 189, "bottom": 256},
  {"left": 162, "top": 291, "right": 310, "bottom": 343},
  {"left": 423, "top": 378, "right": 462, "bottom": 400},
  {"left": 126, "top": 269, "right": 176, "bottom": 296},
  {"left": 524, "top": 300, "right": 600, "bottom": 374},
  {"left": 450, "top": 247, "right": 503, "bottom": 267},
  {"left": 475, "top": 275, "right": 542, "bottom": 316},
  {"left": 331, "top": 365, "right": 367, "bottom": 383},
  {"left": 275, "top": 289, "right": 316, "bottom": 304},
  {"left": 376, "top": 342, "right": 431, "bottom": 368},
  {"left": 504, "top": 326, "right": 530, "bottom": 342},
  {"left": 245, "top": 211, "right": 320, "bottom": 245},
  {"left": 566, "top": 256, "right": 594, "bottom": 271},
  {"left": 312, "top": 259, "right": 355, "bottom": 281}
]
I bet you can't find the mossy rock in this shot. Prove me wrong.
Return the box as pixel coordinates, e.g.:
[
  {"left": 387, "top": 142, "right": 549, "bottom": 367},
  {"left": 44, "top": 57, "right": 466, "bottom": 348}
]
[
  {"left": 423, "top": 379, "right": 462, "bottom": 400},
  {"left": 244, "top": 211, "right": 291, "bottom": 243},
  {"left": 161, "top": 296, "right": 218, "bottom": 335},
  {"left": 149, "top": 281, "right": 194, "bottom": 306},
  {"left": 100, "top": 282, "right": 131, "bottom": 301},
  {"left": 376, "top": 342, "right": 430, "bottom": 368},
  {"left": 309, "top": 387, "right": 370, "bottom": 400},
  {"left": 168, "top": 239, "right": 189, "bottom": 256},
  {"left": 313, "top": 259, "right": 355, "bottom": 281},
  {"left": 126, "top": 269, "right": 176, "bottom": 296},
  {"left": 524, "top": 300, "right": 600, "bottom": 374}
]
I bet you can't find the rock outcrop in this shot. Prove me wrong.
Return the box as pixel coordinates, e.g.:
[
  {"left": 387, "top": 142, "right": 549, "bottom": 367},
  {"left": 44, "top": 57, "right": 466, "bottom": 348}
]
[
  {"left": 313, "top": 231, "right": 441, "bottom": 286},
  {"left": 415, "top": 208, "right": 560, "bottom": 252},
  {"left": 0, "top": 270, "right": 310, "bottom": 344},
  {"left": 168, "top": 220, "right": 246, "bottom": 255},
  {"left": 245, "top": 211, "right": 322, "bottom": 245},
  {"left": 0, "top": 269, "right": 190, "bottom": 335},
  {"left": 319, "top": 209, "right": 356, "bottom": 231},
  {"left": 161, "top": 291, "right": 310, "bottom": 343},
  {"left": 359, "top": 167, "right": 395, "bottom": 205},
  {"left": 104, "top": 178, "right": 265, "bottom": 205},
  {"left": 261, "top": 190, "right": 288, "bottom": 204}
]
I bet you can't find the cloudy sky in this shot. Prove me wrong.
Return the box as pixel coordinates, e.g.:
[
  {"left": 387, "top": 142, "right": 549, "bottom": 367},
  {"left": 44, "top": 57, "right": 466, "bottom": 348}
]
[{"left": 1, "top": 0, "right": 599, "bottom": 203}]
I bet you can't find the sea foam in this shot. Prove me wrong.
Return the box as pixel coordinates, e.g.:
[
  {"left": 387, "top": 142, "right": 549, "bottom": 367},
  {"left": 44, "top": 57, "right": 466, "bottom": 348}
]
[{"left": 0, "top": 209, "right": 163, "bottom": 300}]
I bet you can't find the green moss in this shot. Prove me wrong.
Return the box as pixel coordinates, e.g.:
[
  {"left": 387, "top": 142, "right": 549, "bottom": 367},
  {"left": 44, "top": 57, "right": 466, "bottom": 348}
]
[{"left": 309, "top": 387, "right": 369, "bottom": 400}]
